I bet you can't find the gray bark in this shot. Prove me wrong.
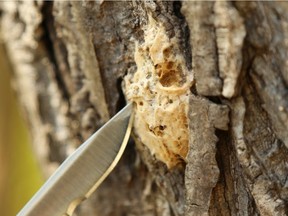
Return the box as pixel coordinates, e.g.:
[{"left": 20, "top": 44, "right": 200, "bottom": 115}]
[{"left": 0, "top": 1, "right": 287, "bottom": 216}]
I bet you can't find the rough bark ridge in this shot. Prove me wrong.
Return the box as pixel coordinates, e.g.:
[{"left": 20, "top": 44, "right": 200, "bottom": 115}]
[{"left": 0, "top": 1, "right": 287, "bottom": 216}]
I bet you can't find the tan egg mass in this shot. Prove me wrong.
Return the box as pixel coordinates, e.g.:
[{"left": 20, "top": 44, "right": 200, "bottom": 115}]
[{"left": 124, "top": 16, "right": 193, "bottom": 168}]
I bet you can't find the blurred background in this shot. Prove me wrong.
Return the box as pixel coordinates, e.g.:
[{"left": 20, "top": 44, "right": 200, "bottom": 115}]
[{"left": 0, "top": 44, "right": 43, "bottom": 216}]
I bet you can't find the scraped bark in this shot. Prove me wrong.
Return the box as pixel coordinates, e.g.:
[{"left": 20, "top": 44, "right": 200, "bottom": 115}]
[{"left": 0, "top": 1, "right": 287, "bottom": 215}]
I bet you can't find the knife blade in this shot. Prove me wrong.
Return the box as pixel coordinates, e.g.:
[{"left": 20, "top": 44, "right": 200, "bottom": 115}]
[{"left": 18, "top": 102, "right": 133, "bottom": 216}]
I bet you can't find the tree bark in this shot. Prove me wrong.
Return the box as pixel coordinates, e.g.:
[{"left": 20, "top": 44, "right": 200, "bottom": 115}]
[{"left": 1, "top": 1, "right": 288, "bottom": 216}]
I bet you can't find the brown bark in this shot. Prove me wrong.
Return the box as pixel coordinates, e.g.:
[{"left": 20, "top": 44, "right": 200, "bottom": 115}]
[{"left": 0, "top": 1, "right": 287, "bottom": 216}]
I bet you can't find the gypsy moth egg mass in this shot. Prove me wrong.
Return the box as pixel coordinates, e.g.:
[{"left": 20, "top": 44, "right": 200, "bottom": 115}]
[{"left": 124, "top": 15, "right": 193, "bottom": 168}]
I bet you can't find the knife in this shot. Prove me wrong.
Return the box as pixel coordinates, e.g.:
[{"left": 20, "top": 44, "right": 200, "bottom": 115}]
[{"left": 18, "top": 102, "right": 134, "bottom": 216}]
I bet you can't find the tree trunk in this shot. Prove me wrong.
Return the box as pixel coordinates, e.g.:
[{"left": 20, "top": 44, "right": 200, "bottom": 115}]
[{"left": 1, "top": 1, "right": 287, "bottom": 215}]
